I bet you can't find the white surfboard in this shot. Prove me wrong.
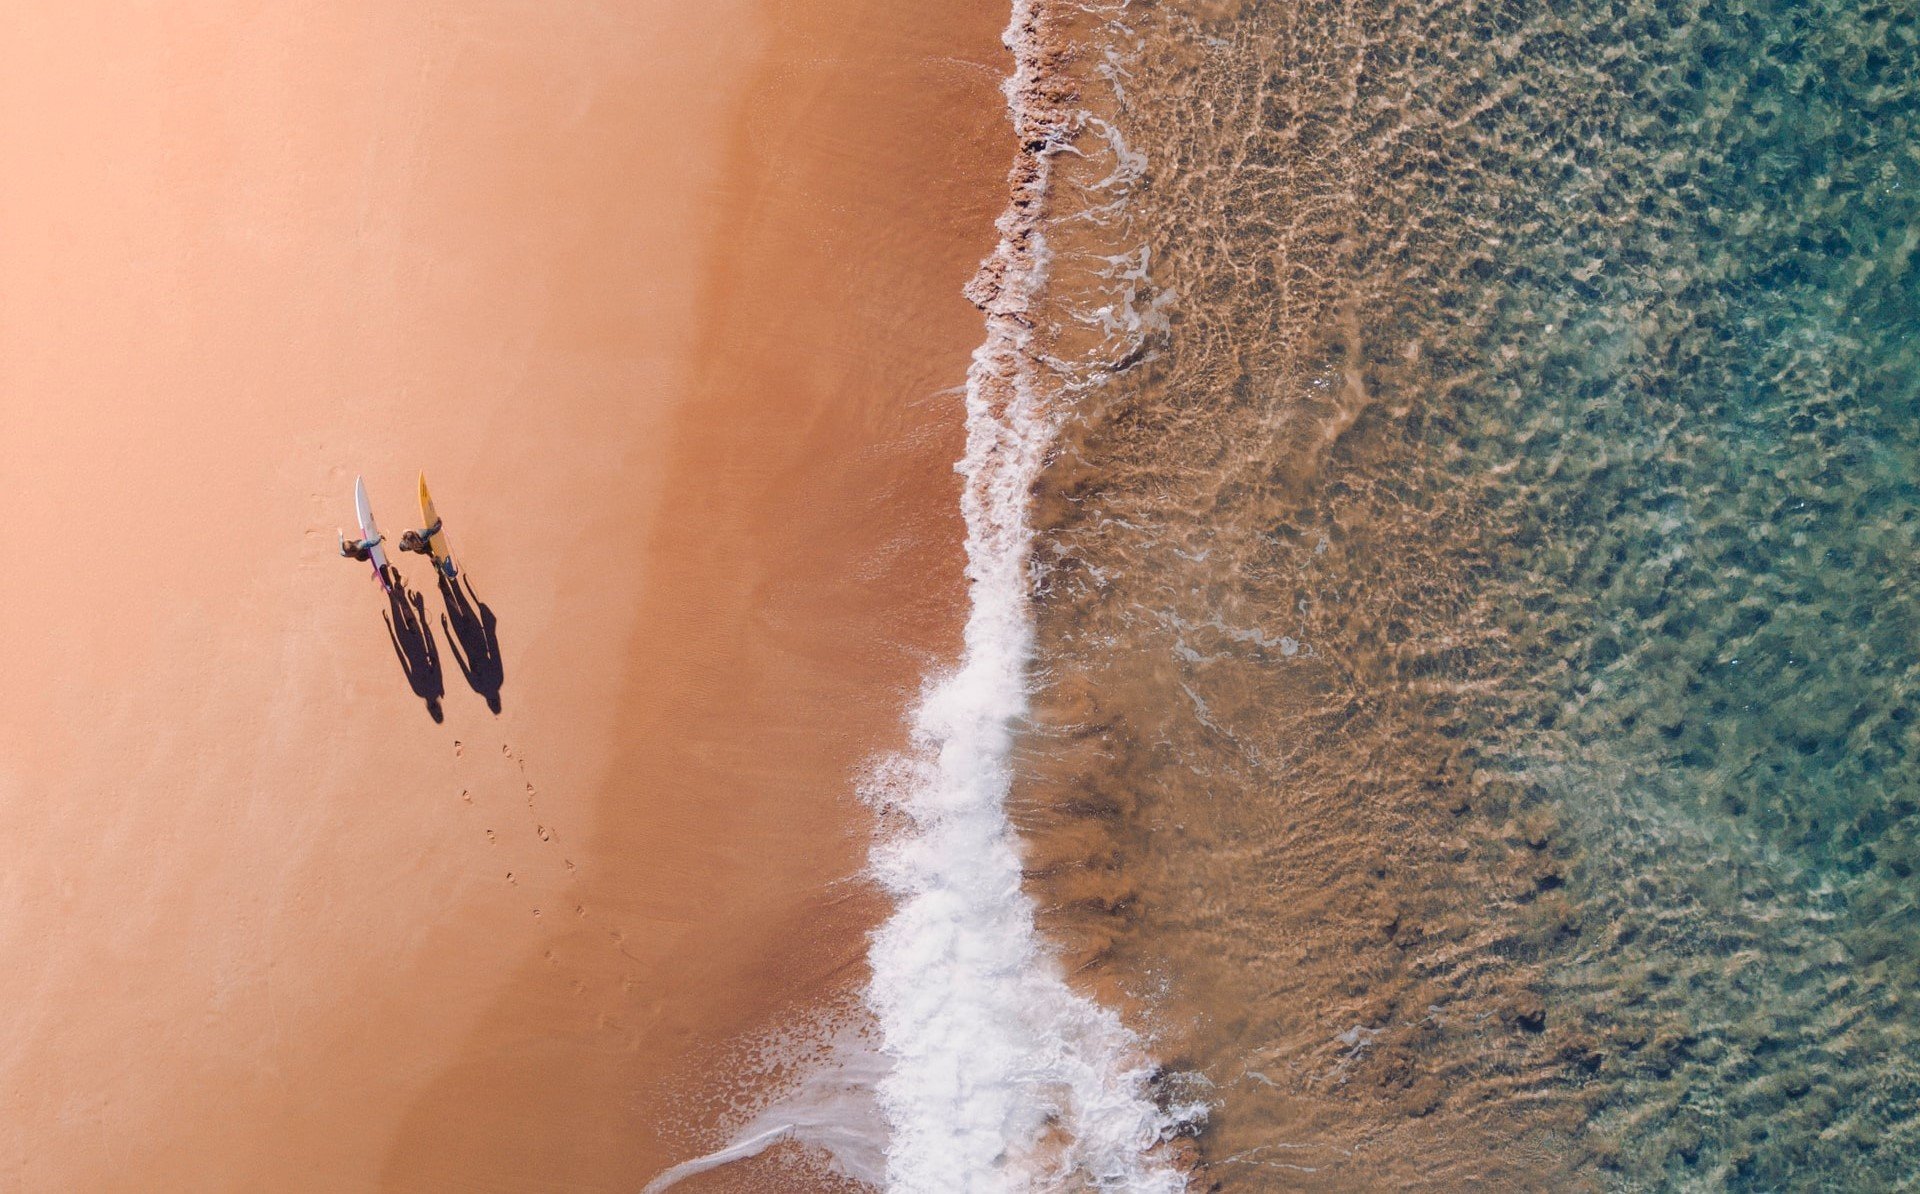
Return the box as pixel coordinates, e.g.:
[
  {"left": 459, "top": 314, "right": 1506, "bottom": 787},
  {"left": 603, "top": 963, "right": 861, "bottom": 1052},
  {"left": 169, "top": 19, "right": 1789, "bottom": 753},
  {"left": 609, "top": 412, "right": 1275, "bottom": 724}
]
[{"left": 354, "top": 474, "right": 392, "bottom": 592}]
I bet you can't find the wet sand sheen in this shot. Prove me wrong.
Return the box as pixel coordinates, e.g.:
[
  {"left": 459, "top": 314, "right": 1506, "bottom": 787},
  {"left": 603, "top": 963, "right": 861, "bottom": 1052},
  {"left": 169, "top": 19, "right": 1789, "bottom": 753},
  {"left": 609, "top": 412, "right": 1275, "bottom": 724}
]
[{"left": 0, "top": 0, "right": 1009, "bottom": 1189}]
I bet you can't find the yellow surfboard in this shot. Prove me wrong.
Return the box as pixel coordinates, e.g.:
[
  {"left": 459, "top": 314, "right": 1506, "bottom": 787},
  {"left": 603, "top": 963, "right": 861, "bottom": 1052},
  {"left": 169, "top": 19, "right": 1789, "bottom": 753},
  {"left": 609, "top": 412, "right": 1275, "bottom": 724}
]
[{"left": 418, "top": 471, "right": 457, "bottom": 579}]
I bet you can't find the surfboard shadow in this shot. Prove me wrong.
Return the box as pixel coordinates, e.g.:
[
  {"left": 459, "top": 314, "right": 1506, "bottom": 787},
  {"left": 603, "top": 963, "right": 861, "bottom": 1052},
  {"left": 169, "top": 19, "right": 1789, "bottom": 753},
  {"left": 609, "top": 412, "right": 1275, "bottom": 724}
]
[
  {"left": 383, "top": 573, "right": 446, "bottom": 722},
  {"left": 438, "top": 571, "right": 503, "bottom": 713}
]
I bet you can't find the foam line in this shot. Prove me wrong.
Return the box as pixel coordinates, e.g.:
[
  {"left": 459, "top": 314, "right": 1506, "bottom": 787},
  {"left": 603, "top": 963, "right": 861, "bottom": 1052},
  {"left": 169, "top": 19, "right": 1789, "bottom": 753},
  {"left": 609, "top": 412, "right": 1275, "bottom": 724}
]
[
  {"left": 860, "top": 3, "right": 1196, "bottom": 1189},
  {"left": 639, "top": 1124, "right": 796, "bottom": 1194}
]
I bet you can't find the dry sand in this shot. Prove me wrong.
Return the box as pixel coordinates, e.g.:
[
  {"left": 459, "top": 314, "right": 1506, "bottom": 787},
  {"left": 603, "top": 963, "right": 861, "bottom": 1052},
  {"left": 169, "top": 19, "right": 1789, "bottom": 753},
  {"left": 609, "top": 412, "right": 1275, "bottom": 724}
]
[{"left": 0, "top": 0, "right": 1010, "bottom": 1188}]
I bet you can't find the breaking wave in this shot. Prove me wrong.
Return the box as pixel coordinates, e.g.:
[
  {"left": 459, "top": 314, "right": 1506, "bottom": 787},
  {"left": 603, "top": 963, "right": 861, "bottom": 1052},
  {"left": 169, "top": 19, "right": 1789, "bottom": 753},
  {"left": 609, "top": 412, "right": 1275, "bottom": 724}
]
[{"left": 860, "top": 2, "right": 1195, "bottom": 1190}]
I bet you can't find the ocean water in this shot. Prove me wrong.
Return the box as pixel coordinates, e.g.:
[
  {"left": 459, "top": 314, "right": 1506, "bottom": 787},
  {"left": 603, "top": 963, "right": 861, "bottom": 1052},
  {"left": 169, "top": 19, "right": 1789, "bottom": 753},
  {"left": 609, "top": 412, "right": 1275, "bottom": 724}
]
[{"left": 1005, "top": 0, "right": 1920, "bottom": 1188}]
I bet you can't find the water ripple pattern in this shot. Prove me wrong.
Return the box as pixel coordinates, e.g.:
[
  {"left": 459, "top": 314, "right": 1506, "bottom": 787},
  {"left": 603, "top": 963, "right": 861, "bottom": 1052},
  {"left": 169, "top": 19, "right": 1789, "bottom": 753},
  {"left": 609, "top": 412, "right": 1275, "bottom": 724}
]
[{"left": 1011, "top": 0, "right": 1920, "bottom": 1188}]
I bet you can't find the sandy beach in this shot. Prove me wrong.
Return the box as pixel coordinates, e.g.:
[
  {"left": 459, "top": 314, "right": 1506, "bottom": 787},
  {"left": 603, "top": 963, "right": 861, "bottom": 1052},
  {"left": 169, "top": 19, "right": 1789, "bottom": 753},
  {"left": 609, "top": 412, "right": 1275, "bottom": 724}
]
[{"left": 0, "top": 1, "right": 1009, "bottom": 1188}]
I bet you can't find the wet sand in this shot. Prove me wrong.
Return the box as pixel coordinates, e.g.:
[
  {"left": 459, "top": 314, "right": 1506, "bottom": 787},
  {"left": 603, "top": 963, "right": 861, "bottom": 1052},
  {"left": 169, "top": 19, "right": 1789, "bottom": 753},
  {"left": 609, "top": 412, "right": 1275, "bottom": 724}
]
[{"left": 0, "top": 0, "right": 1009, "bottom": 1188}]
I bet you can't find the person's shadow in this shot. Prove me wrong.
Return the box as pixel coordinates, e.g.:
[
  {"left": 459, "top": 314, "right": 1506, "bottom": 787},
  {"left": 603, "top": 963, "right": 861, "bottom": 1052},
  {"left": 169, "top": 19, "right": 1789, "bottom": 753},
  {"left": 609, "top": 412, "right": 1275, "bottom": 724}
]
[
  {"left": 439, "top": 571, "right": 503, "bottom": 713},
  {"left": 384, "top": 573, "right": 446, "bottom": 722}
]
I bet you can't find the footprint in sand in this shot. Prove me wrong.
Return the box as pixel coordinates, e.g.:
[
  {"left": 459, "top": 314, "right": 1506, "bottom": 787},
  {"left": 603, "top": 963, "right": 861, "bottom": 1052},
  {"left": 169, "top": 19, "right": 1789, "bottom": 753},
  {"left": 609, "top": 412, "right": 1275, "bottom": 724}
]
[
  {"left": 507, "top": 752, "right": 558, "bottom": 846},
  {"left": 485, "top": 828, "right": 496, "bottom": 844},
  {"left": 506, "top": 871, "right": 517, "bottom": 885},
  {"left": 454, "top": 740, "right": 463, "bottom": 758}
]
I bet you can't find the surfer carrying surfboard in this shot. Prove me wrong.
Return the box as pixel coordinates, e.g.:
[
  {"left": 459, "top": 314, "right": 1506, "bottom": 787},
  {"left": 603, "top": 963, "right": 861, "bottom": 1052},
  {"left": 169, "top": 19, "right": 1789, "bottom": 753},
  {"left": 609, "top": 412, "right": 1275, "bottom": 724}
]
[
  {"left": 401, "top": 472, "right": 458, "bottom": 580},
  {"left": 344, "top": 475, "right": 396, "bottom": 594},
  {"left": 395, "top": 525, "right": 436, "bottom": 558},
  {"left": 396, "top": 520, "right": 453, "bottom": 581}
]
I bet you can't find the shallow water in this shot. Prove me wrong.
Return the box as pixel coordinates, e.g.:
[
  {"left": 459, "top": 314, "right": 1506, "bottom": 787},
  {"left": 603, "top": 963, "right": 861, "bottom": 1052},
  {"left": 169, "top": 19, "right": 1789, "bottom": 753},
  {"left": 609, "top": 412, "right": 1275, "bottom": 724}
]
[{"left": 1014, "top": 0, "right": 1920, "bottom": 1186}]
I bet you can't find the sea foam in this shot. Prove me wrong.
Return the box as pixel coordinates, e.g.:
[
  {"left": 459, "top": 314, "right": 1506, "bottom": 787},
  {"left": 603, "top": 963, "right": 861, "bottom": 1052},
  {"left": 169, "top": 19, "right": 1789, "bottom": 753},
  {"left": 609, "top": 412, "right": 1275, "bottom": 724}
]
[{"left": 859, "top": 3, "right": 1194, "bottom": 1189}]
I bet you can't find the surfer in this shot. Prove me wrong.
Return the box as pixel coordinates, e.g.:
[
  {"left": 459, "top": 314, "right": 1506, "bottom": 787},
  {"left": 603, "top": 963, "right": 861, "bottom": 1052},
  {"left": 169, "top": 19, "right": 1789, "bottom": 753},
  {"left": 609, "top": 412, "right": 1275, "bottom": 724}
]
[
  {"left": 338, "top": 530, "right": 381, "bottom": 561},
  {"left": 399, "top": 520, "right": 457, "bottom": 579}
]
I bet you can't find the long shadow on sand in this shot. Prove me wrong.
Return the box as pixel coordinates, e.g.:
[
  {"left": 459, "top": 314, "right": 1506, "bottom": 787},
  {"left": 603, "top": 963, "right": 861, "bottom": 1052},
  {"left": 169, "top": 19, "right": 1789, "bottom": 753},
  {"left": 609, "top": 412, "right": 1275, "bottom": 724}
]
[
  {"left": 384, "top": 573, "right": 445, "bottom": 723},
  {"left": 438, "top": 571, "right": 503, "bottom": 713}
]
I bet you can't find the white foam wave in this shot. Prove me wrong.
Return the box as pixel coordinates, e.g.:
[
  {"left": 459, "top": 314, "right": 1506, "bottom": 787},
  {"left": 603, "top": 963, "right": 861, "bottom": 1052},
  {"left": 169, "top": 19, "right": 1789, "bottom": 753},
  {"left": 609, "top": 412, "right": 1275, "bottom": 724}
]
[
  {"left": 641, "top": 1016, "right": 891, "bottom": 1193},
  {"left": 860, "top": 3, "right": 1197, "bottom": 1189}
]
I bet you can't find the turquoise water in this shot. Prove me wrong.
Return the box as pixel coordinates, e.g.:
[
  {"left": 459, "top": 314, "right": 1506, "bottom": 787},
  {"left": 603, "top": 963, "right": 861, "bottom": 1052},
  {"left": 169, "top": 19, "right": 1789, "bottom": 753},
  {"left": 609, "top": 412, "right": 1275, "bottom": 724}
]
[
  {"left": 1017, "top": 0, "right": 1920, "bottom": 1185},
  {"left": 1466, "top": 0, "right": 1920, "bottom": 1182}
]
